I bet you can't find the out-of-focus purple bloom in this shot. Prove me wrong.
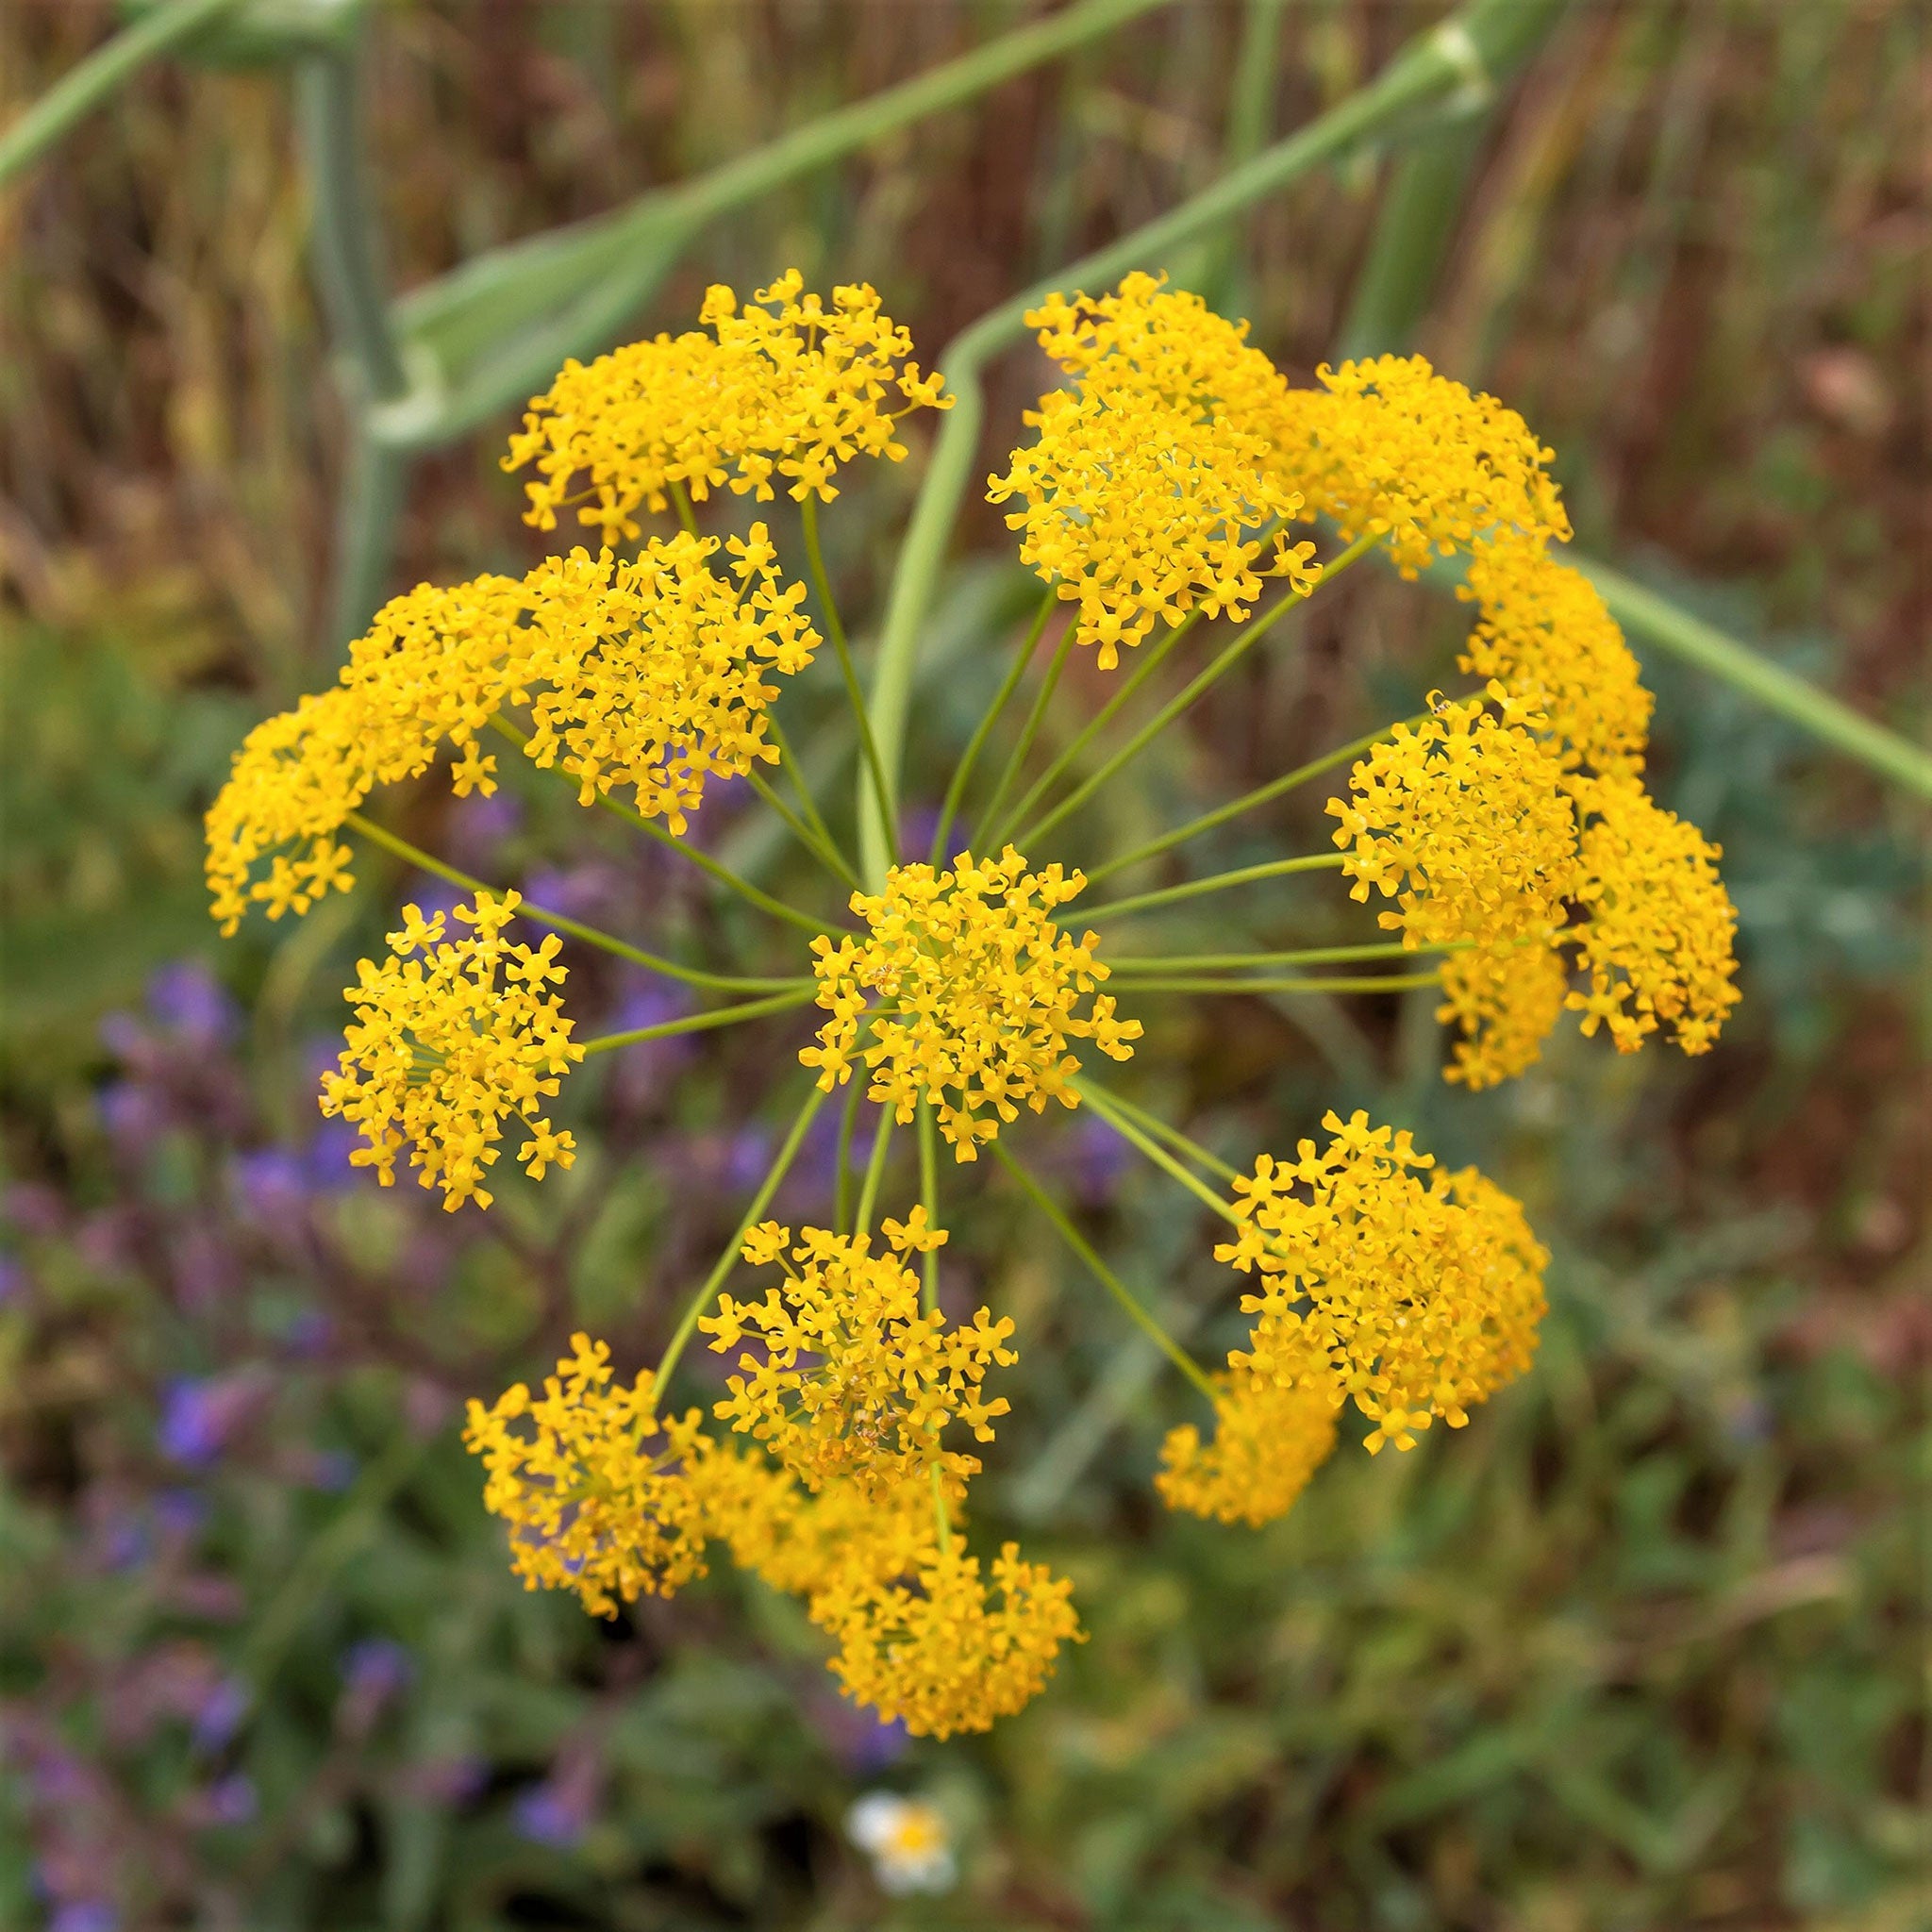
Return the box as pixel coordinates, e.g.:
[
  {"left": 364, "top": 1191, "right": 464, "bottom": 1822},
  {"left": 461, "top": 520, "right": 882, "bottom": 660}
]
[
  {"left": 284, "top": 1308, "right": 332, "bottom": 1359},
  {"left": 1069, "top": 1112, "right": 1131, "bottom": 1208},
  {"left": 50, "top": 1903, "right": 119, "bottom": 1932},
  {"left": 608, "top": 982, "right": 691, "bottom": 1038},
  {"left": 147, "top": 961, "right": 236, "bottom": 1045},
  {"left": 200, "top": 1774, "right": 258, "bottom": 1827},
  {"left": 404, "top": 879, "right": 467, "bottom": 928},
  {"left": 449, "top": 788, "right": 523, "bottom": 859},
  {"left": 791, "top": 1103, "right": 880, "bottom": 1205},
  {"left": 900, "top": 805, "right": 941, "bottom": 862},
  {"left": 816, "top": 1695, "right": 909, "bottom": 1774},
  {"left": 191, "top": 1678, "right": 250, "bottom": 1753},
  {"left": 0, "top": 1252, "right": 25, "bottom": 1305},
  {"left": 102, "top": 1514, "right": 149, "bottom": 1573},
  {"left": 307, "top": 1121, "right": 362, "bottom": 1191},
  {"left": 341, "top": 1638, "right": 414, "bottom": 1703},
  {"left": 158, "top": 1375, "right": 259, "bottom": 1468},
  {"left": 233, "top": 1148, "right": 308, "bottom": 1221},
  {"left": 513, "top": 1761, "right": 598, "bottom": 1848},
  {"left": 98, "top": 1081, "right": 162, "bottom": 1147},
  {"left": 604, "top": 980, "right": 695, "bottom": 1109},
  {"left": 154, "top": 1490, "right": 208, "bottom": 1541},
  {"left": 523, "top": 863, "right": 623, "bottom": 923},
  {"left": 725, "top": 1127, "right": 772, "bottom": 1192}
]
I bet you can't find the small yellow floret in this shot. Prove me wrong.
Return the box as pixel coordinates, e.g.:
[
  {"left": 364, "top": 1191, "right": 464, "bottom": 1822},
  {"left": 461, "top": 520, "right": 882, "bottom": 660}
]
[
  {"left": 319, "top": 890, "right": 583, "bottom": 1211},
  {"left": 462, "top": 1334, "right": 715, "bottom": 1616},
  {"left": 505, "top": 270, "right": 952, "bottom": 542},
  {"left": 1216, "top": 1113, "right": 1548, "bottom": 1454},
  {"left": 699, "top": 1216, "right": 1014, "bottom": 1498},
  {"left": 801, "top": 847, "right": 1141, "bottom": 1160},
  {"left": 1273, "top": 354, "right": 1571, "bottom": 575},
  {"left": 1436, "top": 941, "right": 1572, "bottom": 1091},
  {"left": 987, "top": 272, "right": 1318, "bottom": 668}
]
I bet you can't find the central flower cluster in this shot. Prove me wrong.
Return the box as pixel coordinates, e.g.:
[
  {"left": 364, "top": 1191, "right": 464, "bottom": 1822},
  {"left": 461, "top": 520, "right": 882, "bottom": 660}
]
[{"left": 801, "top": 846, "right": 1142, "bottom": 1158}]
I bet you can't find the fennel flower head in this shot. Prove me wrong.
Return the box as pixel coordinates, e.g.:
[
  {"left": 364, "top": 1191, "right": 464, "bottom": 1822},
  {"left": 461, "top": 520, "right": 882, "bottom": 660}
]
[
  {"left": 988, "top": 270, "right": 1319, "bottom": 667},
  {"left": 801, "top": 846, "right": 1143, "bottom": 1160},
  {"left": 700, "top": 1209, "right": 1015, "bottom": 1499},
  {"left": 506, "top": 270, "right": 953, "bottom": 542},
  {"left": 318, "top": 891, "right": 582, "bottom": 1211}
]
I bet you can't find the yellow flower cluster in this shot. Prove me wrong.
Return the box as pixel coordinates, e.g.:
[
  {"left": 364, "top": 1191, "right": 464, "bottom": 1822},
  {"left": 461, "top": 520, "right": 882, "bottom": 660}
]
[
  {"left": 1156, "top": 1363, "right": 1339, "bottom": 1528},
  {"left": 1214, "top": 1112, "right": 1548, "bottom": 1456},
  {"left": 1327, "top": 691, "right": 1577, "bottom": 950},
  {"left": 204, "top": 529, "right": 817, "bottom": 929},
  {"left": 467, "top": 1226, "right": 1080, "bottom": 1738},
  {"left": 1568, "top": 780, "right": 1740, "bottom": 1055},
  {"left": 462, "top": 1334, "right": 714, "bottom": 1617},
  {"left": 318, "top": 891, "right": 582, "bottom": 1210},
  {"left": 506, "top": 271, "right": 952, "bottom": 543},
  {"left": 1272, "top": 353, "right": 1572, "bottom": 575},
  {"left": 987, "top": 272, "right": 1319, "bottom": 668},
  {"left": 699, "top": 1210, "right": 1015, "bottom": 1497},
  {"left": 801, "top": 847, "right": 1142, "bottom": 1160},
  {"left": 1436, "top": 941, "right": 1573, "bottom": 1091}
]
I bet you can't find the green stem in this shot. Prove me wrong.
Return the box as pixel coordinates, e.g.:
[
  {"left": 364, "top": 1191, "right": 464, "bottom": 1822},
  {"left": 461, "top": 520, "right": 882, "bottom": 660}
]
[
  {"left": 802, "top": 494, "right": 896, "bottom": 858},
  {"left": 1015, "top": 534, "right": 1380, "bottom": 851},
  {"left": 854, "top": 1106, "right": 897, "bottom": 1238},
  {"left": 1578, "top": 558, "right": 1932, "bottom": 804},
  {"left": 931, "top": 589, "right": 1057, "bottom": 865},
  {"left": 0, "top": 0, "right": 241, "bottom": 189},
  {"left": 1086, "top": 852, "right": 1345, "bottom": 922},
  {"left": 669, "top": 477, "right": 702, "bottom": 539},
  {"left": 655, "top": 1084, "right": 827, "bottom": 1391},
  {"left": 987, "top": 607, "right": 1206, "bottom": 853},
  {"left": 835, "top": 1080, "right": 865, "bottom": 1234},
  {"left": 975, "top": 625, "right": 1075, "bottom": 857},
  {"left": 745, "top": 768, "right": 860, "bottom": 890},
  {"left": 1077, "top": 1084, "right": 1241, "bottom": 1185},
  {"left": 579, "top": 989, "right": 816, "bottom": 1057},
  {"left": 1072, "top": 1078, "right": 1241, "bottom": 1228},
  {"left": 1110, "top": 941, "right": 1433, "bottom": 972},
  {"left": 769, "top": 713, "right": 855, "bottom": 882},
  {"left": 861, "top": 0, "right": 1559, "bottom": 885},
  {"left": 917, "top": 1101, "right": 941, "bottom": 1312},
  {"left": 1119, "top": 971, "right": 1442, "bottom": 994},
  {"left": 341, "top": 809, "right": 801, "bottom": 992},
  {"left": 1086, "top": 718, "right": 1416, "bottom": 885},
  {"left": 992, "top": 1141, "right": 1219, "bottom": 1404},
  {"left": 488, "top": 715, "right": 835, "bottom": 936}
]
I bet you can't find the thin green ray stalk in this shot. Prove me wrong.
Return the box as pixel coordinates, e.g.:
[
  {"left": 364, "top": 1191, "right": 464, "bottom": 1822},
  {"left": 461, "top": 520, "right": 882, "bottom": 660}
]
[
  {"left": 655, "top": 1084, "right": 827, "bottom": 1391},
  {"left": 0, "top": 0, "right": 241, "bottom": 188},
  {"left": 744, "top": 769, "right": 859, "bottom": 890},
  {"left": 986, "top": 608, "right": 1207, "bottom": 852},
  {"left": 854, "top": 1105, "right": 897, "bottom": 1238},
  {"left": 1071, "top": 1078, "right": 1241, "bottom": 1228},
  {"left": 668, "top": 478, "right": 703, "bottom": 539},
  {"left": 1119, "top": 971, "right": 1442, "bottom": 995},
  {"left": 1085, "top": 852, "right": 1345, "bottom": 922},
  {"left": 802, "top": 495, "right": 896, "bottom": 857},
  {"left": 993, "top": 1141, "right": 1218, "bottom": 1405},
  {"left": 932, "top": 588, "right": 1058, "bottom": 865},
  {"left": 1077, "top": 1083, "right": 1241, "bottom": 1185},
  {"left": 835, "top": 1080, "right": 866, "bottom": 1233},
  {"left": 579, "top": 989, "right": 816, "bottom": 1058},
  {"left": 1086, "top": 717, "right": 1417, "bottom": 885},
  {"left": 1015, "top": 533, "right": 1381, "bottom": 851},
  {"left": 769, "top": 713, "right": 855, "bottom": 882},
  {"left": 1110, "top": 941, "right": 1436, "bottom": 972},
  {"left": 487, "top": 715, "right": 835, "bottom": 935},
  {"left": 974, "top": 625, "right": 1075, "bottom": 854},
  {"left": 916, "top": 1101, "right": 941, "bottom": 1312},
  {"left": 341, "top": 809, "right": 802, "bottom": 992},
  {"left": 861, "top": 0, "right": 1564, "bottom": 885}
]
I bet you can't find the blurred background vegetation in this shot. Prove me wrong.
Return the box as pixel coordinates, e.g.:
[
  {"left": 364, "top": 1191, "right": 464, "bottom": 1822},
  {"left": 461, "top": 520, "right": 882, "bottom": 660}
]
[{"left": 1, "top": 2, "right": 1925, "bottom": 1927}]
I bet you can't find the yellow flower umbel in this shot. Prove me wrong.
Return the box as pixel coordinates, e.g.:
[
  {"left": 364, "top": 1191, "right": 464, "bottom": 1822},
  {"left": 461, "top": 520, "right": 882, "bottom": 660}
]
[
  {"left": 319, "top": 891, "right": 582, "bottom": 1210},
  {"left": 205, "top": 532, "right": 815, "bottom": 924},
  {"left": 811, "top": 1536, "right": 1083, "bottom": 1740},
  {"left": 516, "top": 528, "right": 819, "bottom": 832},
  {"left": 987, "top": 271, "right": 1318, "bottom": 668},
  {"left": 1457, "top": 535, "right": 1654, "bottom": 783},
  {"left": 1272, "top": 353, "right": 1571, "bottom": 575},
  {"left": 506, "top": 271, "right": 952, "bottom": 543},
  {"left": 801, "top": 847, "right": 1142, "bottom": 1159},
  {"left": 1215, "top": 1112, "right": 1549, "bottom": 1455},
  {"left": 1568, "top": 780, "right": 1741, "bottom": 1056},
  {"left": 1435, "top": 941, "right": 1574, "bottom": 1091},
  {"left": 462, "top": 1334, "right": 716, "bottom": 1617},
  {"left": 699, "top": 1210, "right": 1015, "bottom": 1498},
  {"left": 1328, "top": 691, "right": 1579, "bottom": 951},
  {"left": 1156, "top": 1362, "right": 1340, "bottom": 1528}
]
